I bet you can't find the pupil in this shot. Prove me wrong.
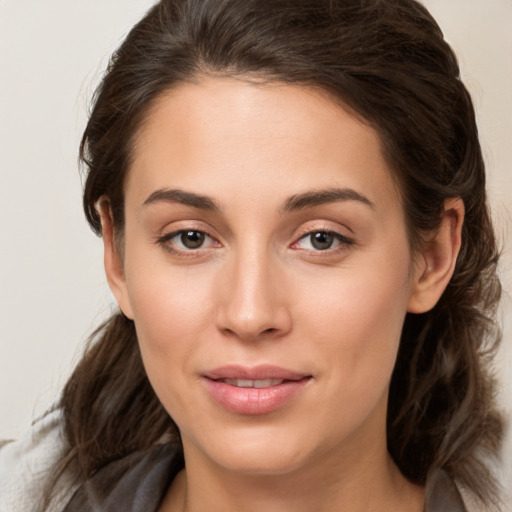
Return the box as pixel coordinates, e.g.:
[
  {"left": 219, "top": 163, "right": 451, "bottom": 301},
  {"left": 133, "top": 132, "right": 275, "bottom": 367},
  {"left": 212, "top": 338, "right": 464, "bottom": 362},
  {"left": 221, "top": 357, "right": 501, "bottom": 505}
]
[
  {"left": 311, "top": 232, "right": 333, "bottom": 250},
  {"left": 181, "top": 231, "right": 205, "bottom": 249}
]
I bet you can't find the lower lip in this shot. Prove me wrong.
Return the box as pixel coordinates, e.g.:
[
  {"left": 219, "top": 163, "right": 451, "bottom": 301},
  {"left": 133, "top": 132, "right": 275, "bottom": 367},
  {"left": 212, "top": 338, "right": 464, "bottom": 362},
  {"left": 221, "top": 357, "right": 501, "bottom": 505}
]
[{"left": 203, "top": 378, "right": 311, "bottom": 415}]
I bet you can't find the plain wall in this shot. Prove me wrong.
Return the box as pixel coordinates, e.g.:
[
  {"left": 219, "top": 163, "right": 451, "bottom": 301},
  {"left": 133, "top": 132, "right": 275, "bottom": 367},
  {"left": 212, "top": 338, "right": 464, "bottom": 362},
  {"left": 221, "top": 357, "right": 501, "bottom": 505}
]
[{"left": 1, "top": 0, "right": 511, "bottom": 503}]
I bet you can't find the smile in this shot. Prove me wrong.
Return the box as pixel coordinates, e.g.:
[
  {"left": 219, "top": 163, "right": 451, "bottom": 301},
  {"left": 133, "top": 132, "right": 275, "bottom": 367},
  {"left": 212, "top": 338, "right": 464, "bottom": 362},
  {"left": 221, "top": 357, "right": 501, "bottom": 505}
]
[
  {"left": 220, "top": 378, "right": 286, "bottom": 388},
  {"left": 202, "top": 365, "right": 312, "bottom": 415}
]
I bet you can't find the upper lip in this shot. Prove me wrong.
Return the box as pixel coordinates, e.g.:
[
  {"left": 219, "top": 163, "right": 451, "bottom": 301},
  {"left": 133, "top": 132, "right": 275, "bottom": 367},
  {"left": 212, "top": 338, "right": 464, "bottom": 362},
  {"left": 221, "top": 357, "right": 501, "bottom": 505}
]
[{"left": 203, "top": 365, "right": 310, "bottom": 381}]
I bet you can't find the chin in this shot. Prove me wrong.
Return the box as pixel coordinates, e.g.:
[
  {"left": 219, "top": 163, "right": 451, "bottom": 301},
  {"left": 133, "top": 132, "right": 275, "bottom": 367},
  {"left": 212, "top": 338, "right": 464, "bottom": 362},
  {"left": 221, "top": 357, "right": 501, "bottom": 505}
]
[
  {"left": 215, "top": 447, "right": 310, "bottom": 476},
  {"left": 187, "top": 422, "right": 325, "bottom": 477}
]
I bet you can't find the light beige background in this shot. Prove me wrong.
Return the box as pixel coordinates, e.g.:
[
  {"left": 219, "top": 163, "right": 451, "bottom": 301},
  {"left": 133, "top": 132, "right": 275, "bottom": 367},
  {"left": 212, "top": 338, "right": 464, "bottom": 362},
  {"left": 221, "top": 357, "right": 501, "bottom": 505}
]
[{"left": 1, "top": 0, "right": 511, "bottom": 505}]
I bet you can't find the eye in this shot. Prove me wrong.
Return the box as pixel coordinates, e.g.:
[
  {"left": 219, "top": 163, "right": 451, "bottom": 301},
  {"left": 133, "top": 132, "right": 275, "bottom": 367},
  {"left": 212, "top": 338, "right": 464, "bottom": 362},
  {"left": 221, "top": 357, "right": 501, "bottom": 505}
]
[
  {"left": 294, "top": 230, "right": 354, "bottom": 251},
  {"left": 176, "top": 230, "right": 207, "bottom": 249},
  {"left": 158, "top": 229, "right": 218, "bottom": 251}
]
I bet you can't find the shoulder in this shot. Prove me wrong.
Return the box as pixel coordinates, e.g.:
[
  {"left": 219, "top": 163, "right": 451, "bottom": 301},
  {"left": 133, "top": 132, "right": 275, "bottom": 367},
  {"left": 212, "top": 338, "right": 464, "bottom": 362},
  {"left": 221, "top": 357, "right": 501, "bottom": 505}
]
[
  {"left": 0, "top": 408, "right": 74, "bottom": 512},
  {"left": 426, "top": 468, "right": 501, "bottom": 512}
]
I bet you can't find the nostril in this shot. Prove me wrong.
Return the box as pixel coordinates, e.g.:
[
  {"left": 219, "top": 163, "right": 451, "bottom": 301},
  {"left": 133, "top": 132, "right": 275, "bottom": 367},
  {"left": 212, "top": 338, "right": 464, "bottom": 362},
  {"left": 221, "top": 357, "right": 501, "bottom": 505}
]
[{"left": 220, "top": 326, "right": 279, "bottom": 340}]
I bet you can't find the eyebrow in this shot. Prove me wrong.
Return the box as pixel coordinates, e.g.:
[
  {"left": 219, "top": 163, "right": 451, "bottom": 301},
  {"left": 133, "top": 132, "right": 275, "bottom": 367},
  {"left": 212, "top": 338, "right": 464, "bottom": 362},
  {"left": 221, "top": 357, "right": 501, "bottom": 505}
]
[
  {"left": 143, "top": 188, "right": 220, "bottom": 211},
  {"left": 281, "top": 188, "right": 375, "bottom": 213},
  {"left": 142, "top": 186, "right": 374, "bottom": 214}
]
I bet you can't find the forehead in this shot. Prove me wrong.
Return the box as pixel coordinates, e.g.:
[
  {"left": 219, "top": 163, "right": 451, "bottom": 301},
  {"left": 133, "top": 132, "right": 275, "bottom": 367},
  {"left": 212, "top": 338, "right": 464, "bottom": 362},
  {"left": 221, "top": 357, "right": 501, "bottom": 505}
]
[{"left": 127, "top": 78, "right": 401, "bottom": 213}]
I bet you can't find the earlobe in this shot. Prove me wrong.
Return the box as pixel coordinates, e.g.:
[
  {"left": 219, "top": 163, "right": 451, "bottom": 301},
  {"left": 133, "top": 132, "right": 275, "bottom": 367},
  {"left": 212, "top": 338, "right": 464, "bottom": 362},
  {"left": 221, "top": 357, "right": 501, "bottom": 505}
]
[
  {"left": 407, "top": 198, "right": 464, "bottom": 314},
  {"left": 99, "top": 200, "right": 134, "bottom": 319}
]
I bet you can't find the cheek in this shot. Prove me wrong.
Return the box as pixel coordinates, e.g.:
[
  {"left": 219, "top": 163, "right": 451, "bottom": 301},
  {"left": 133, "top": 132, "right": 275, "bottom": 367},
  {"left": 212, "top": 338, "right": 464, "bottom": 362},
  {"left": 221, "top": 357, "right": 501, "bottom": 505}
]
[
  {"left": 297, "top": 258, "right": 411, "bottom": 411},
  {"left": 124, "top": 257, "right": 216, "bottom": 376},
  {"left": 126, "top": 251, "right": 212, "bottom": 327},
  {"left": 124, "top": 267, "right": 216, "bottom": 425}
]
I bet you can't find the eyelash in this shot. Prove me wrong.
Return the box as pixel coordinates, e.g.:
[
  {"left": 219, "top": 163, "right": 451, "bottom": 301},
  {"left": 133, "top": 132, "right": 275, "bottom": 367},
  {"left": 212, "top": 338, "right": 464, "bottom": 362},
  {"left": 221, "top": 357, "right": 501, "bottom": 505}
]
[
  {"left": 156, "top": 229, "right": 219, "bottom": 256},
  {"left": 156, "top": 228, "right": 355, "bottom": 256},
  {"left": 291, "top": 229, "right": 355, "bottom": 255}
]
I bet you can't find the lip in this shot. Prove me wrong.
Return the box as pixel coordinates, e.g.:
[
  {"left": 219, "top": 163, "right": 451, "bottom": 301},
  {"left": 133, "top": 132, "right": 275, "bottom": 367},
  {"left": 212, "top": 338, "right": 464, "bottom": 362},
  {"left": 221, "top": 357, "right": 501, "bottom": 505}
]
[
  {"left": 202, "top": 365, "right": 312, "bottom": 415},
  {"left": 203, "top": 364, "right": 309, "bottom": 381}
]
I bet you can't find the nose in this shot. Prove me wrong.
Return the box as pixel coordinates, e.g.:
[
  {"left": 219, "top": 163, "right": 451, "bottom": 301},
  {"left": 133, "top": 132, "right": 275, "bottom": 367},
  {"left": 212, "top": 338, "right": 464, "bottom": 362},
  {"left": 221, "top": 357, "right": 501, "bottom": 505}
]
[{"left": 216, "top": 247, "right": 292, "bottom": 341}]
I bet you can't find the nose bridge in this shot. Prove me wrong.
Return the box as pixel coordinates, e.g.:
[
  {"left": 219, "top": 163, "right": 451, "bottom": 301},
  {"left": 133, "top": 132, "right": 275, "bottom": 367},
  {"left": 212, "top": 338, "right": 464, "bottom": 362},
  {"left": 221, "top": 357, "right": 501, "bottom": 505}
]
[{"left": 217, "top": 242, "right": 290, "bottom": 340}]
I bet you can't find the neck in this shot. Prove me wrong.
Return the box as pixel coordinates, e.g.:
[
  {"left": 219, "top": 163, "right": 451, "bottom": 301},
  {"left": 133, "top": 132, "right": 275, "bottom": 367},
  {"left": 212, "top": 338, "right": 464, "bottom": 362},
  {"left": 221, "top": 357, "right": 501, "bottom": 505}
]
[{"left": 161, "top": 433, "right": 424, "bottom": 512}]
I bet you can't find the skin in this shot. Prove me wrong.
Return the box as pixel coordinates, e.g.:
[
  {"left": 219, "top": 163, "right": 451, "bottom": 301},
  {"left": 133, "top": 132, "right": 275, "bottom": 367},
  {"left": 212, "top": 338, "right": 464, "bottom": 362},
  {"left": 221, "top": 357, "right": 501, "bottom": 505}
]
[{"left": 102, "top": 78, "right": 463, "bottom": 511}]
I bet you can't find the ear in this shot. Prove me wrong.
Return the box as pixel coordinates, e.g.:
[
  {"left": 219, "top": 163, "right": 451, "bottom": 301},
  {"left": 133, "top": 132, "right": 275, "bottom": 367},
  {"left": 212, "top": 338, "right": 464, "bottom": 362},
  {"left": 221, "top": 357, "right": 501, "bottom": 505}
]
[
  {"left": 407, "top": 198, "right": 464, "bottom": 314},
  {"left": 99, "top": 200, "right": 134, "bottom": 319}
]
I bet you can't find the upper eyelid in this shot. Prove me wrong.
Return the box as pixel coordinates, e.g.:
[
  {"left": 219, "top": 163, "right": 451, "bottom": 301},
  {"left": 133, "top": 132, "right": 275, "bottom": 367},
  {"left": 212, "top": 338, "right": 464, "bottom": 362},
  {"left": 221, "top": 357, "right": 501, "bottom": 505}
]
[
  {"left": 155, "top": 222, "right": 355, "bottom": 248},
  {"left": 292, "top": 221, "right": 354, "bottom": 241},
  {"left": 297, "top": 228, "right": 351, "bottom": 239},
  {"left": 160, "top": 228, "right": 218, "bottom": 243},
  {"left": 157, "top": 220, "right": 219, "bottom": 238},
  {"left": 293, "top": 230, "right": 354, "bottom": 246}
]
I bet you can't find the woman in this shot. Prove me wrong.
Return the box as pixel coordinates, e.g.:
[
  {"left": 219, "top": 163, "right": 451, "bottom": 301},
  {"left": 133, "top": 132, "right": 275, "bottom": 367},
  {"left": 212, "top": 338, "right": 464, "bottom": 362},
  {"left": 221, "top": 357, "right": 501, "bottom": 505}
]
[{"left": 0, "top": 0, "right": 504, "bottom": 510}]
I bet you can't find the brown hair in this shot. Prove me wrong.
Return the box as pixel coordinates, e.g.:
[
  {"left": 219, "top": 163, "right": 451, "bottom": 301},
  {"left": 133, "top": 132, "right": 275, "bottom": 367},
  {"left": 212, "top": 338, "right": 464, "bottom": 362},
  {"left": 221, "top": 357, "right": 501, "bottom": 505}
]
[{"left": 48, "top": 0, "right": 503, "bottom": 508}]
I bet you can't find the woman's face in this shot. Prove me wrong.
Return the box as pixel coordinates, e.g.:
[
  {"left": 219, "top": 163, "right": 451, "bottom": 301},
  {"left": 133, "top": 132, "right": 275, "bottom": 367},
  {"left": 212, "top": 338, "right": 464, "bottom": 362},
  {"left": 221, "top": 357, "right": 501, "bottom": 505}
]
[{"left": 110, "top": 78, "right": 424, "bottom": 476}]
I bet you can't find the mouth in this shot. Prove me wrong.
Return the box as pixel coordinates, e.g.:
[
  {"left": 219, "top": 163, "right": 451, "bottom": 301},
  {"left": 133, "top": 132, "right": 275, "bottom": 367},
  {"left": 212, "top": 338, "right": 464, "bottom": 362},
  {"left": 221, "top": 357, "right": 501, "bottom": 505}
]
[
  {"left": 202, "top": 365, "right": 312, "bottom": 415},
  {"left": 203, "top": 364, "right": 310, "bottom": 382},
  {"left": 217, "top": 378, "right": 290, "bottom": 388}
]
